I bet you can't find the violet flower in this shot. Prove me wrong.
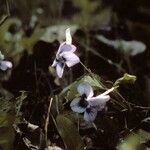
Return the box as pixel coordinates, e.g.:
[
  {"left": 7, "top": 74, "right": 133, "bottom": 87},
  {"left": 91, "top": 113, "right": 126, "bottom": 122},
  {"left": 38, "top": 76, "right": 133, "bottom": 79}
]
[
  {"left": 0, "top": 51, "right": 12, "bottom": 71},
  {"left": 52, "top": 28, "right": 80, "bottom": 78},
  {"left": 70, "top": 82, "right": 114, "bottom": 122}
]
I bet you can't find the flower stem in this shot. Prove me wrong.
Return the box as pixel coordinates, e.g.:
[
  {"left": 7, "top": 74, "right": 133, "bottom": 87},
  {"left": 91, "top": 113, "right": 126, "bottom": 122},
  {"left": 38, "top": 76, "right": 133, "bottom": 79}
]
[
  {"left": 80, "top": 61, "right": 107, "bottom": 90},
  {"left": 80, "top": 61, "right": 92, "bottom": 74},
  {"left": 101, "top": 87, "right": 115, "bottom": 96}
]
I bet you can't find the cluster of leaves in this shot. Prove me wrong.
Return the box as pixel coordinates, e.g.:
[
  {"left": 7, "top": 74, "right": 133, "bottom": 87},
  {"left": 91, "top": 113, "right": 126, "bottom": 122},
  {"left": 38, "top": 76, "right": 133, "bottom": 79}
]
[{"left": 0, "top": 92, "right": 27, "bottom": 150}]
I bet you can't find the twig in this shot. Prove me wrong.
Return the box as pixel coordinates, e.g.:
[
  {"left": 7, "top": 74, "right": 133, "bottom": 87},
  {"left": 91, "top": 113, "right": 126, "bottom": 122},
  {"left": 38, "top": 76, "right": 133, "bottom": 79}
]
[
  {"left": 85, "top": 31, "right": 90, "bottom": 68},
  {"left": 0, "top": 0, "right": 10, "bottom": 26},
  {"left": 129, "top": 102, "right": 150, "bottom": 110},
  {"left": 77, "top": 113, "right": 80, "bottom": 132},
  {"left": 6, "top": 0, "right": 10, "bottom": 16},
  {"left": 45, "top": 97, "right": 53, "bottom": 145},
  {"left": 34, "top": 62, "right": 39, "bottom": 96},
  {"left": 0, "top": 16, "right": 9, "bottom": 26},
  {"left": 68, "top": 68, "right": 73, "bottom": 84},
  {"left": 114, "top": 90, "right": 150, "bottom": 110},
  {"left": 110, "top": 98, "right": 129, "bottom": 109}
]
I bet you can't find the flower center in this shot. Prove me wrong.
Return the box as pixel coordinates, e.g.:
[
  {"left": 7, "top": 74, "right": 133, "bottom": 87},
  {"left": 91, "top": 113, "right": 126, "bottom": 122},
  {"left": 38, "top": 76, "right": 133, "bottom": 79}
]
[
  {"left": 86, "top": 107, "right": 92, "bottom": 114},
  {"left": 79, "top": 94, "right": 88, "bottom": 108},
  {"left": 56, "top": 56, "right": 66, "bottom": 63}
]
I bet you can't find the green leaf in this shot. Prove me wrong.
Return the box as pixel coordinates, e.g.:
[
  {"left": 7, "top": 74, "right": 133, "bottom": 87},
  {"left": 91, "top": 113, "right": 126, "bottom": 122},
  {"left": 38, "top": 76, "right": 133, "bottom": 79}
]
[
  {"left": 0, "top": 92, "right": 27, "bottom": 150},
  {"left": 0, "top": 127, "right": 15, "bottom": 150},
  {"left": 114, "top": 73, "right": 136, "bottom": 87},
  {"left": 56, "top": 115, "right": 84, "bottom": 150},
  {"left": 59, "top": 74, "right": 105, "bottom": 102},
  {"left": 138, "top": 129, "right": 150, "bottom": 144},
  {"left": 117, "top": 133, "right": 140, "bottom": 150},
  {"left": 0, "top": 98, "right": 16, "bottom": 150},
  {"left": 0, "top": 113, "right": 15, "bottom": 128},
  {"left": 82, "top": 74, "right": 104, "bottom": 88}
]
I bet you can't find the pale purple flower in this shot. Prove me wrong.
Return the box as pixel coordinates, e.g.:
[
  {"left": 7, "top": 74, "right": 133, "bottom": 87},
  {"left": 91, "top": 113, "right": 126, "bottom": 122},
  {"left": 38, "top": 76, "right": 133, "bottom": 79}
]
[
  {"left": 70, "top": 82, "right": 113, "bottom": 122},
  {"left": 52, "top": 28, "right": 80, "bottom": 78},
  {"left": 0, "top": 51, "right": 12, "bottom": 71}
]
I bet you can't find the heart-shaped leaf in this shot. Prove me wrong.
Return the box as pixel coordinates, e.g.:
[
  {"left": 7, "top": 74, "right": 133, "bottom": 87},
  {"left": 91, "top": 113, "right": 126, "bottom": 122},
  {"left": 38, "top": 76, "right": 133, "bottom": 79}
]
[{"left": 56, "top": 115, "right": 84, "bottom": 150}]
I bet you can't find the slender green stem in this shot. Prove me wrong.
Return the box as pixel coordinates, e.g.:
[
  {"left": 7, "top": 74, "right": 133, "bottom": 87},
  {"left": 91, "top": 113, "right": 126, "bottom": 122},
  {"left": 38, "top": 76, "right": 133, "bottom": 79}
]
[
  {"left": 80, "top": 61, "right": 107, "bottom": 90},
  {"left": 80, "top": 61, "right": 92, "bottom": 74}
]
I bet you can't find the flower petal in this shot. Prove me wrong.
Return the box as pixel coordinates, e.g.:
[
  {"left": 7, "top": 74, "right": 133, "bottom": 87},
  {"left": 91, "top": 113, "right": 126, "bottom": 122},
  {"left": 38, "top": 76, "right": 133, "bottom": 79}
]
[
  {"left": 60, "top": 44, "right": 76, "bottom": 53},
  {"left": 61, "top": 52, "right": 80, "bottom": 67},
  {"left": 57, "top": 43, "right": 76, "bottom": 56},
  {"left": 84, "top": 107, "right": 98, "bottom": 122},
  {"left": 70, "top": 98, "right": 86, "bottom": 113},
  {"left": 0, "top": 61, "right": 12, "bottom": 71},
  {"left": 56, "top": 62, "right": 65, "bottom": 78},
  {"left": 65, "top": 28, "right": 72, "bottom": 44},
  {"left": 88, "top": 95, "right": 110, "bottom": 111},
  {"left": 51, "top": 59, "right": 57, "bottom": 67},
  {"left": 77, "top": 83, "right": 94, "bottom": 98}
]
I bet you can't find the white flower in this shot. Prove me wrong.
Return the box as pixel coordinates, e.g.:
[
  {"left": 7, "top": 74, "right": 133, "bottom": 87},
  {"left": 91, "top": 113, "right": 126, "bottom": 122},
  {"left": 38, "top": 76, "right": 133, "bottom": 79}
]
[
  {"left": 52, "top": 28, "right": 80, "bottom": 78},
  {"left": 0, "top": 51, "right": 12, "bottom": 71},
  {"left": 70, "top": 82, "right": 113, "bottom": 122}
]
